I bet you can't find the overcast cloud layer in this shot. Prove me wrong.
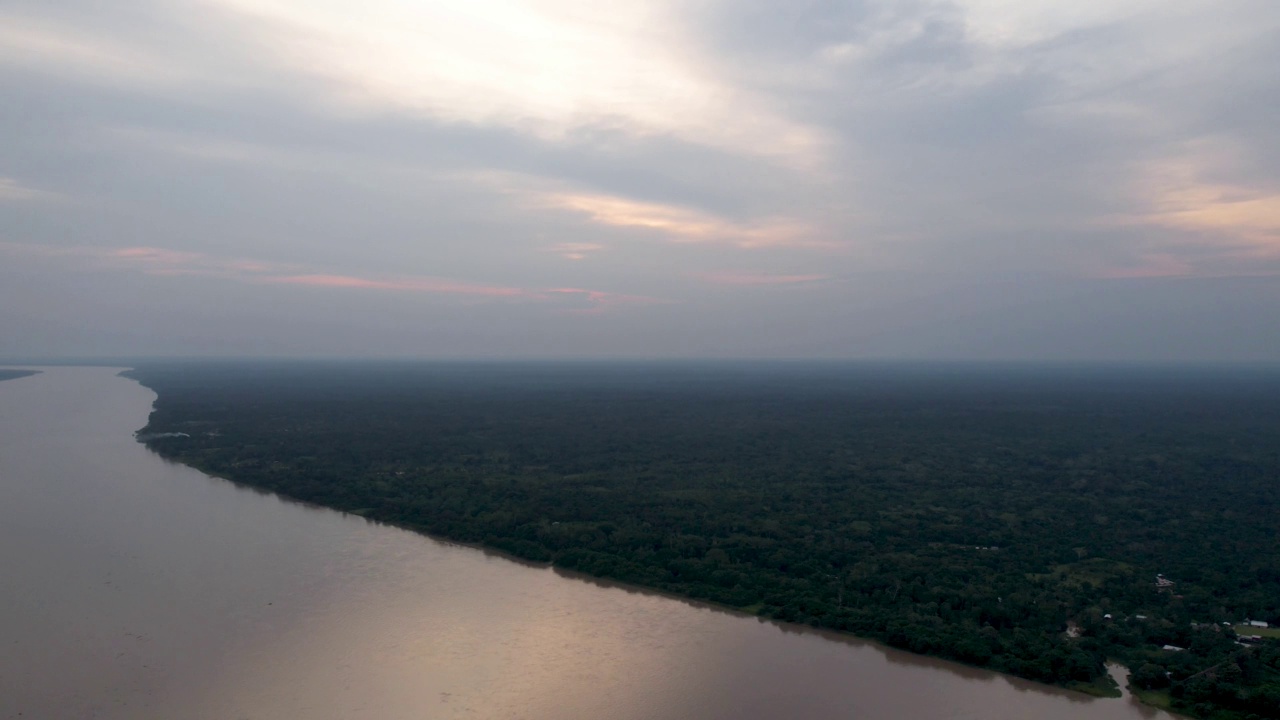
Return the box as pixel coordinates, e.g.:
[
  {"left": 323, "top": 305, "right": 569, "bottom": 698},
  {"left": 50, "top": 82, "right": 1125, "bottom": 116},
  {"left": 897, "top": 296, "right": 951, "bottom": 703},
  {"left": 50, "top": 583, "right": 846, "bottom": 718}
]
[{"left": 3, "top": 0, "right": 1278, "bottom": 360}]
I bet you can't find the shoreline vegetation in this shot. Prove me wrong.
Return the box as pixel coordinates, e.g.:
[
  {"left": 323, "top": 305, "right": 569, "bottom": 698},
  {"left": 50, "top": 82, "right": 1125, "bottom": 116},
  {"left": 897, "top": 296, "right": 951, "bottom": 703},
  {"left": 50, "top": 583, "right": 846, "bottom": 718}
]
[
  {"left": 122, "top": 362, "right": 1280, "bottom": 720},
  {"left": 0, "top": 369, "right": 40, "bottom": 383}
]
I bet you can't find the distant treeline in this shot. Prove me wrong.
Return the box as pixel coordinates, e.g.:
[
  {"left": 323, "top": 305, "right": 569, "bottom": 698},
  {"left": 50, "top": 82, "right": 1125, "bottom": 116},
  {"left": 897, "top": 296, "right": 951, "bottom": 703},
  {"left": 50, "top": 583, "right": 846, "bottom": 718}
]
[
  {"left": 125, "top": 362, "right": 1280, "bottom": 720},
  {"left": 0, "top": 369, "right": 39, "bottom": 383}
]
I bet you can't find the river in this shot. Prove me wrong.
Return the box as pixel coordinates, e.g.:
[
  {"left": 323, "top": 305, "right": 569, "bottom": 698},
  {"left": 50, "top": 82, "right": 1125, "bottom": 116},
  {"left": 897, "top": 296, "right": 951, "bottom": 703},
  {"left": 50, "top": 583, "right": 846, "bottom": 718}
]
[{"left": 0, "top": 367, "right": 1181, "bottom": 719}]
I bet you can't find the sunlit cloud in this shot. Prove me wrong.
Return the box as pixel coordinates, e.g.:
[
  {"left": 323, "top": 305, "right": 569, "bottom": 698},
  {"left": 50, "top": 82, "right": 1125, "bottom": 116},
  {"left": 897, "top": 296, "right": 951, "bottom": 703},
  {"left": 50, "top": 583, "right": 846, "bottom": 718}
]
[
  {"left": 1136, "top": 180, "right": 1280, "bottom": 254},
  {"left": 1100, "top": 141, "right": 1280, "bottom": 276},
  {"left": 531, "top": 191, "right": 825, "bottom": 249},
  {"left": 469, "top": 170, "right": 830, "bottom": 249},
  {"left": 203, "top": 0, "right": 825, "bottom": 165},
  {"left": 694, "top": 271, "right": 830, "bottom": 286},
  {"left": 0, "top": 242, "right": 661, "bottom": 311},
  {"left": 542, "top": 242, "right": 605, "bottom": 261}
]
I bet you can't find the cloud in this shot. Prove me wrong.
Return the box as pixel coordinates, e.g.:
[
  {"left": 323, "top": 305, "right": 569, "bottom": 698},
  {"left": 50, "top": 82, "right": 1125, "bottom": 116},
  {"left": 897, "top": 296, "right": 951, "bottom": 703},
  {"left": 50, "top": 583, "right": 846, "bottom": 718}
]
[
  {"left": 542, "top": 287, "right": 671, "bottom": 315},
  {"left": 1089, "top": 254, "right": 1196, "bottom": 280},
  {"left": 695, "top": 271, "right": 830, "bottom": 286},
  {"left": 0, "top": 11, "right": 184, "bottom": 88},
  {"left": 1082, "top": 137, "right": 1280, "bottom": 278},
  {"left": 189, "top": 0, "right": 827, "bottom": 167},
  {"left": 0, "top": 242, "right": 297, "bottom": 278},
  {"left": 542, "top": 242, "right": 605, "bottom": 261},
  {"left": 0, "top": 242, "right": 663, "bottom": 311},
  {"left": 953, "top": 0, "right": 1167, "bottom": 48},
  {"left": 529, "top": 190, "right": 825, "bottom": 248},
  {"left": 101, "top": 246, "right": 294, "bottom": 278},
  {"left": 0, "top": 177, "right": 55, "bottom": 202},
  {"left": 3, "top": 0, "right": 1280, "bottom": 358},
  {"left": 266, "top": 273, "right": 523, "bottom": 297},
  {"left": 1119, "top": 144, "right": 1280, "bottom": 257}
]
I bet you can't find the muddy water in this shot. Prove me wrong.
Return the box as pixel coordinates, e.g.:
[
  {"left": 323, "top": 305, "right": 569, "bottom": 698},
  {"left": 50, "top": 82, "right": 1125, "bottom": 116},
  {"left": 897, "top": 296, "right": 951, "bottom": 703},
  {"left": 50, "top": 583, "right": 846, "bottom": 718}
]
[{"left": 0, "top": 367, "right": 1180, "bottom": 719}]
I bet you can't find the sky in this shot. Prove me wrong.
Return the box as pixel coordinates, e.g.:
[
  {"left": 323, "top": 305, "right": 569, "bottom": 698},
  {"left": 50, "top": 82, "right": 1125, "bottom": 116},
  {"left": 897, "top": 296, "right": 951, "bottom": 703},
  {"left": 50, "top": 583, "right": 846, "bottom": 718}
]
[{"left": 2, "top": 0, "right": 1278, "bottom": 361}]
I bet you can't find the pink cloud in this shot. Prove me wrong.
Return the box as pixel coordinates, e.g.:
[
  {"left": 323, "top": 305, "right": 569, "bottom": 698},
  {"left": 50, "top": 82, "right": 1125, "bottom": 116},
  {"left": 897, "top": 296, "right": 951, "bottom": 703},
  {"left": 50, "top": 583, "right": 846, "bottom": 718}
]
[
  {"left": 527, "top": 190, "right": 833, "bottom": 249},
  {"left": 1090, "top": 254, "right": 1196, "bottom": 279},
  {"left": 542, "top": 242, "right": 605, "bottom": 261},
  {"left": 103, "top": 246, "right": 288, "bottom": 277},
  {"left": 0, "top": 241, "right": 667, "bottom": 312},
  {"left": 111, "top": 247, "right": 193, "bottom": 260},
  {"left": 267, "top": 273, "right": 524, "bottom": 297},
  {"left": 695, "top": 271, "right": 830, "bottom": 286}
]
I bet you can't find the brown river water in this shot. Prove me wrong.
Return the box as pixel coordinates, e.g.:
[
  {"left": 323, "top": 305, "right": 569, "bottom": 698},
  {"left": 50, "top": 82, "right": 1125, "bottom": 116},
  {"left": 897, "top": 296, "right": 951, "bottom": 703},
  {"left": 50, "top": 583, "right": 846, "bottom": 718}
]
[{"left": 0, "top": 367, "right": 1182, "bottom": 719}]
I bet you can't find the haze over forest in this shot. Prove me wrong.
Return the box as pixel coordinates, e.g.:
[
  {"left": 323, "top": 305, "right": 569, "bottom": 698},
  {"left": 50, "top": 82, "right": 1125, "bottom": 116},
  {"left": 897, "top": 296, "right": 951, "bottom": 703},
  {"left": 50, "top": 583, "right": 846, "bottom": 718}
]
[{"left": 3, "top": 0, "right": 1279, "bottom": 361}]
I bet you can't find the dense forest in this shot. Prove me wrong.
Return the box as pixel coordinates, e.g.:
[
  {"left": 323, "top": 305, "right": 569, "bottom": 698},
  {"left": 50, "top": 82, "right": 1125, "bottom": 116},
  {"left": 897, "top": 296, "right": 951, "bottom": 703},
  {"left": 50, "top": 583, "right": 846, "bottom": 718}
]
[{"left": 126, "top": 361, "right": 1280, "bottom": 719}]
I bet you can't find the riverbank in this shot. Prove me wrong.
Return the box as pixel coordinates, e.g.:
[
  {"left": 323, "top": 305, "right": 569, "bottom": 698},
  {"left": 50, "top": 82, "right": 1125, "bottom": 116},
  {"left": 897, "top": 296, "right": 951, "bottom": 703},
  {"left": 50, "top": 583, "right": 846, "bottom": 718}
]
[
  {"left": 144, "top": 436, "right": 1149, "bottom": 706},
  {"left": 5, "top": 366, "right": 1201, "bottom": 720},
  {"left": 0, "top": 369, "right": 40, "bottom": 383},
  {"left": 122, "top": 362, "right": 1280, "bottom": 720}
]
